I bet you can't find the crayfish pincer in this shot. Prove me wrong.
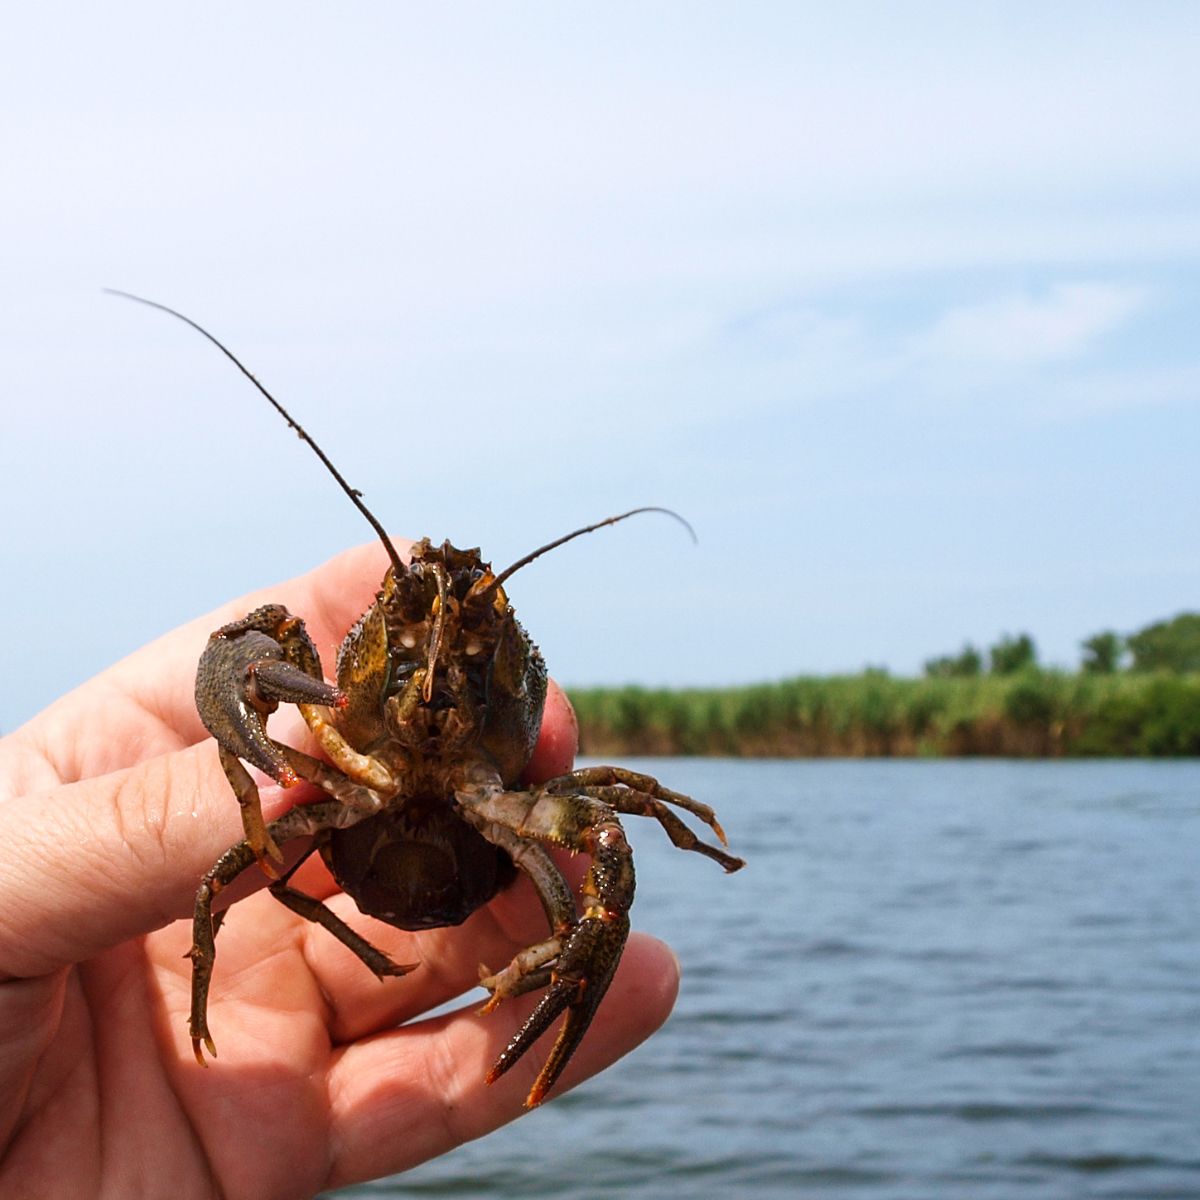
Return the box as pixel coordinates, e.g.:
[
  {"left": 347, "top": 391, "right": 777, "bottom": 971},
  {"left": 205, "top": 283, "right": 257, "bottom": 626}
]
[{"left": 108, "top": 289, "right": 745, "bottom": 1107}]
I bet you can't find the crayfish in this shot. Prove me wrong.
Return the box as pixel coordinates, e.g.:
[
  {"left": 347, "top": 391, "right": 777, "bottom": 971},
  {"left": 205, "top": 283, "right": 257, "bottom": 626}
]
[{"left": 108, "top": 290, "right": 745, "bottom": 1107}]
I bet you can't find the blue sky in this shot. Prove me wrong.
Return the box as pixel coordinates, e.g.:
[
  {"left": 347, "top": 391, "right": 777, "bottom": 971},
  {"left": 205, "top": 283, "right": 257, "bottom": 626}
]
[{"left": 2, "top": 4, "right": 1199, "bottom": 730}]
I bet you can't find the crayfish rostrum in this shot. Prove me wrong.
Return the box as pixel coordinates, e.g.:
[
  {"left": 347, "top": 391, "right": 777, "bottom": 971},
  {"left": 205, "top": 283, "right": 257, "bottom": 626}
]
[{"left": 109, "top": 290, "right": 745, "bottom": 1107}]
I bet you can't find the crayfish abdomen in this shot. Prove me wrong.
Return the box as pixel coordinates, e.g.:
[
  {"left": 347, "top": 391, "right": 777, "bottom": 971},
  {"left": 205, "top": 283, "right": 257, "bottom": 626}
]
[{"left": 321, "top": 801, "right": 517, "bottom": 930}]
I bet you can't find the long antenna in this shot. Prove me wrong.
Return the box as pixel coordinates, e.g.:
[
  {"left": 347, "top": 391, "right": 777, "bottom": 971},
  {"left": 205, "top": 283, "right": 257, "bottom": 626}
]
[
  {"left": 104, "top": 288, "right": 408, "bottom": 578},
  {"left": 482, "top": 506, "right": 696, "bottom": 597}
]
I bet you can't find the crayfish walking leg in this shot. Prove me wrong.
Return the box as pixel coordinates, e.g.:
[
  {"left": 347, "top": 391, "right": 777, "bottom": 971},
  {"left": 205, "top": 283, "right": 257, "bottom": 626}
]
[
  {"left": 188, "top": 798, "right": 409, "bottom": 1066},
  {"left": 457, "top": 768, "right": 745, "bottom": 1106},
  {"left": 455, "top": 788, "right": 634, "bottom": 1106}
]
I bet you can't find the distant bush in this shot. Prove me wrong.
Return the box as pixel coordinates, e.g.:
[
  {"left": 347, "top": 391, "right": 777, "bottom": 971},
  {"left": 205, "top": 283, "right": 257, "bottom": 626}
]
[
  {"left": 989, "top": 633, "right": 1037, "bottom": 676},
  {"left": 1127, "top": 613, "right": 1200, "bottom": 674},
  {"left": 1071, "top": 675, "right": 1200, "bottom": 756},
  {"left": 924, "top": 644, "right": 982, "bottom": 678},
  {"left": 1081, "top": 630, "right": 1124, "bottom": 674},
  {"left": 1003, "top": 670, "right": 1059, "bottom": 726}
]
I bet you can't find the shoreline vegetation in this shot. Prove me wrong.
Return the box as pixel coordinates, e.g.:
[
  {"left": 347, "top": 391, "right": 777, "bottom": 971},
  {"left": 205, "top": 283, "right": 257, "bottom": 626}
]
[
  {"left": 567, "top": 614, "right": 1200, "bottom": 758},
  {"left": 568, "top": 672, "right": 1200, "bottom": 758}
]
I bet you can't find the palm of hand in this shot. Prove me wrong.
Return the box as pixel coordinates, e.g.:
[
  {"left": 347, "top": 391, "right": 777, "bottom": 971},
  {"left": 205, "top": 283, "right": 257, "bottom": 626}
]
[{"left": 0, "top": 545, "right": 677, "bottom": 1200}]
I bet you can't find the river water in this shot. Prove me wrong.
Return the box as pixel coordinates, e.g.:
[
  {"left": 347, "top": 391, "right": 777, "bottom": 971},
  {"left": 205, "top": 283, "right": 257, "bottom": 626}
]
[{"left": 333, "top": 759, "right": 1200, "bottom": 1199}]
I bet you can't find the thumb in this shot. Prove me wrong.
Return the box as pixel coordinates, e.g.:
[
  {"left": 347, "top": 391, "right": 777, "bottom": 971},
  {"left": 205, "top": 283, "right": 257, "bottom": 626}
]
[{"left": 0, "top": 740, "right": 262, "bottom": 980}]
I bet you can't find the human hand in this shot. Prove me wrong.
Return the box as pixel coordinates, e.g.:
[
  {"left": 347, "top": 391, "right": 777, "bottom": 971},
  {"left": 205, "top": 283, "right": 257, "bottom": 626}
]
[{"left": 0, "top": 542, "right": 680, "bottom": 1199}]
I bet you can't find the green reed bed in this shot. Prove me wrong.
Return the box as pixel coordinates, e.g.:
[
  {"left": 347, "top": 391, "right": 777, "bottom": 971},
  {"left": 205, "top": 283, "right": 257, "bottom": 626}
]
[{"left": 567, "top": 671, "right": 1200, "bottom": 757}]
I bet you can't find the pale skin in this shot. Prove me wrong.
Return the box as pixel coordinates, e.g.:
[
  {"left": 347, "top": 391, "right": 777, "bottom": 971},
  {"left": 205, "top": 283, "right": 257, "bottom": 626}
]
[{"left": 0, "top": 542, "right": 680, "bottom": 1200}]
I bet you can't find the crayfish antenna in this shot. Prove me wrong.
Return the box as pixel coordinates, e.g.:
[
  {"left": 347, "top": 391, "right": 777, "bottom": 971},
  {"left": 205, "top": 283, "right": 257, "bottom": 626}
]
[
  {"left": 103, "top": 288, "right": 410, "bottom": 579},
  {"left": 475, "top": 507, "right": 697, "bottom": 604}
]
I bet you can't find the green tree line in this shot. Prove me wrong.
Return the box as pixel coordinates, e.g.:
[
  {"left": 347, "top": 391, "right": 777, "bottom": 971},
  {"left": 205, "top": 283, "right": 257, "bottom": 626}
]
[
  {"left": 923, "top": 613, "right": 1200, "bottom": 679},
  {"left": 567, "top": 612, "right": 1200, "bottom": 758}
]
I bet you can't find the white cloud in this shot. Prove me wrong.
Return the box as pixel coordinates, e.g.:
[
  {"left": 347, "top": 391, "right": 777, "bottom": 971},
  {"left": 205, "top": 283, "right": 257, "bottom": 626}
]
[{"left": 914, "top": 283, "right": 1149, "bottom": 367}]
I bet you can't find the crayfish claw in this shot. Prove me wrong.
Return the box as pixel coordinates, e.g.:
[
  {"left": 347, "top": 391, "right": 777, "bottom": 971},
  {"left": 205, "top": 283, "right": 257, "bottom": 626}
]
[
  {"left": 191, "top": 1033, "right": 217, "bottom": 1067},
  {"left": 486, "top": 916, "right": 626, "bottom": 1107},
  {"left": 196, "top": 608, "right": 339, "bottom": 789}
]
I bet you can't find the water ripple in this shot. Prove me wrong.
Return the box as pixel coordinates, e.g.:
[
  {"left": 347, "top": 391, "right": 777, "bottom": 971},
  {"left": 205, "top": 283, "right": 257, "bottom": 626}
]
[
  {"left": 1017, "top": 1151, "right": 1200, "bottom": 1174},
  {"left": 350, "top": 760, "right": 1200, "bottom": 1200},
  {"left": 940, "top": 1041, "right": 1061, "bottom": 1060},
  {"left": 851, "top": 1100, "right": 1126, "bottom": 1121}
]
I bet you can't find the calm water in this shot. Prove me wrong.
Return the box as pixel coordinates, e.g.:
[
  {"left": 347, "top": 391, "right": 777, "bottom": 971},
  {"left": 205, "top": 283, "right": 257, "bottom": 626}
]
[{"left": 333, "top": 759, "right": 1200, "bottom": 1199}]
